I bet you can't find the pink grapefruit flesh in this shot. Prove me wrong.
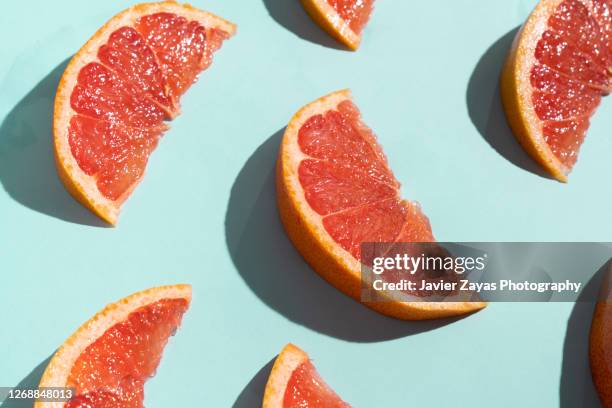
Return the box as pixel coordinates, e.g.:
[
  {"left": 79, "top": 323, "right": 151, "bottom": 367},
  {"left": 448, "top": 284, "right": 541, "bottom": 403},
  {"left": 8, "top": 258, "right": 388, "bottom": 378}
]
[
  {"left": 326, "top": 0, "right": 374, "bottom": 35},
  {"left": 284, "top": 360, "right": 350, "bottom": 408},
  {"left": 296, "top": 99, "right": 434, "bottom": 260},
  {"left": 64, "top": 8, "right": 231, "bottom": 204},
  {"left": 65, "top": 298, "right": 188, "bottom": 407}
]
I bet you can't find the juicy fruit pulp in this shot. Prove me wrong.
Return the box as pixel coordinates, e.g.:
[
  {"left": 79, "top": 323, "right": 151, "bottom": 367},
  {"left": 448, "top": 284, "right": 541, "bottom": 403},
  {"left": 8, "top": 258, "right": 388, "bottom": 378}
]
[
  {"left": 68, "top": 12, "right": 227, "bottom": 201},
  {"left": 297, "top": 100, "right": 434, "bottom": 260},
  {"left": 326, "top": 0, "right": 374, "bottom": 34},
  {"left": 531, "top": 0, "right": 611, "bottom": 169},
  {"left": 65, "top": 298, "right": 188, "bottom": 407},
  {"left": 283, "top": 361, "right": 350, "bottom": 408}
]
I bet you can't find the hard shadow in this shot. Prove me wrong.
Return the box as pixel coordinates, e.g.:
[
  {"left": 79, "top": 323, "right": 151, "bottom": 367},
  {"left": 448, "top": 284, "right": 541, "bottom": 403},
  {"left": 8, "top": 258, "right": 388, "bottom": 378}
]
[
  {"left": 261, "top": 0, "right": 347, "bottom": 50},
  {"left": 232, "top": 358, "right": 275, "bottom": 408},
  {"left": 224, "top": 129, "right": 466, "bottom": 343},
  {"left": 466, "top": 27, "right": 552, "bottom": 180},
  {"left": 0, "top": 59, "right": 107, "bottom": 227},
  {"left": 559, "top": 260, "right": 611, "bottom": 408},
  {"left": 0, "top": 356, "right": 52, "bottom": 408}
]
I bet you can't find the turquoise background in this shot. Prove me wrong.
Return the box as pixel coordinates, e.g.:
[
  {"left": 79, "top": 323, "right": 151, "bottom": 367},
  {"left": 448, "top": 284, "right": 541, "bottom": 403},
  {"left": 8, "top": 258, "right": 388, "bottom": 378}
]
[{"left": 1, "top": 0, "right": 611, "bottom": 406}]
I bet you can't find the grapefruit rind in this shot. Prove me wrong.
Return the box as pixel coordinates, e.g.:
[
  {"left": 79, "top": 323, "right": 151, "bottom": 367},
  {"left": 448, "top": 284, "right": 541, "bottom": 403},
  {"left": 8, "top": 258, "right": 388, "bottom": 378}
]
[
  {"left": 590, "top": 262, "right": 612, "bottom": 406},
  {"left": 34, "top": 284, "right": 192, "bottom": 408},
  {"left": 54, "top": 2, "right": 236, "bottom": 225},
  {"left": 277, "top": 89, "right": 486, "bottom": 320},
  {"left": 501, "top": 0, "right": 574, "bottom": 182},
  {"left": 262, "top": 343, "right": 309, "bottom": 408},
  {"left": 299, "top": 0, "right": 361, "bottom": 50}
]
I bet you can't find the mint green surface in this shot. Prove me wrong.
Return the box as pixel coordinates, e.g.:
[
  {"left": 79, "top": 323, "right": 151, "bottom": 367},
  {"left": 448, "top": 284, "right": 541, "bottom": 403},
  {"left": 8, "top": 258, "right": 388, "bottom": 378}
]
[{"left": 1, "top": 0, "right": 611, "bottom": 406}]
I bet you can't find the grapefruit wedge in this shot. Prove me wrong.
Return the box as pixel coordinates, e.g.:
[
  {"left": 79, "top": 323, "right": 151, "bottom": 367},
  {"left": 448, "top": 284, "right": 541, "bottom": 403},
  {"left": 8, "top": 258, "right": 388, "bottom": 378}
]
[
  {"left": 300, "top": 0, "right": 375, "bottom": 50},
  {"left": 54, "top": 2, "right": 236, "bottom": 224},
  {"left": 501, "top": 0, "right": 611, "bottom": 182},
  {"left": 35, "top": 284, "right": 191, "bottom": 408},
  {"left": 276, "top": 90, "right": 486, "bottom": 320},
  {"left": 590, "top": 261, "right": 612, "bottom": 407},
  {"left": 263, "top": 343, "right": 350, "bottom": 407}
]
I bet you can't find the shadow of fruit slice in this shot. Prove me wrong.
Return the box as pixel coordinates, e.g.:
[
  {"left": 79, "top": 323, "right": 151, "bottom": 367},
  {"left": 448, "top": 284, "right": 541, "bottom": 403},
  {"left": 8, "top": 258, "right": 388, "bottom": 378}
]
[
  {"left": 35, "top": 284, "right": 191, "bottom": 408},
  {"left": 276, "top": 89, "right": 486, "bottom": 320},
  {"left": 300, "top": 0, "right": 375, "bottom": 50},
  {"left": 501, "top": 0, "right": 611, "bottom": 182},
  {"left": 590, "top": 260, "right": 612, "bottom": 407},
  {"left": 263, "top": 343, "right": 350, "bottom": 407},
  {"left": 54, "top": 2, "right": 236, "bottom": 225}
]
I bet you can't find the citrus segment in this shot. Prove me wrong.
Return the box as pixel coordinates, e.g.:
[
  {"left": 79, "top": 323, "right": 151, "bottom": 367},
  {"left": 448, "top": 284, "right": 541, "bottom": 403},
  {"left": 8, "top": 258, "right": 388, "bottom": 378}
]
[
  {"left": 299, "top": 0, "right": 375, "bottom": 50},
  {"left": 35, "top": 285, "right": 191, "bottom": 408},
  {"left": 98, "top": 26, "right": 174, "bottom": 113},
  {"left": 395, "top": 201, "right": 439, "bottom": 243},
  {"left": 277, "top": 90, "right": 486, "bottom": 320},
  {"left": 298, "top": 159, "right": 397, "bottom": 215},
  {"left": 298, "top": 100, "right": 397, "bottom": 189},
  {"left": 263, "top": 344, "right": 350, "bottom": 408},
  {"left": 326, "top": 0, "right": 374, "bottom": 35},
  {"left": 501, "top": 0, "right": 611, "bottom": 180},
  {"left": 54, "top": 2, "right": 236, "bottom": 224},
  {"left": 592, "top": 0, "right": 612, "bottom": 57},
  {"left": 71, "top": 63, "right": 167, "bottom": 129},
  {"left": 68, "top": 116, "right": 163, "bottom": 201},
  {"left": 296, "top": 98, "right": 430, "bottom": 260},
  {"left": 66, "top": 298, "right": 188, "bottom": 405},
  {"left": 65, "top": 378, "right": 143, "bottom": 408},
  {"left": 284, "top": 360, "right": 349, "bottom": 408},
  {"left": 323, "top": 198, "right": 416, "bottom": 260},
  {"left": 135, "top": 13, "right": 228, "bottom": 101}
]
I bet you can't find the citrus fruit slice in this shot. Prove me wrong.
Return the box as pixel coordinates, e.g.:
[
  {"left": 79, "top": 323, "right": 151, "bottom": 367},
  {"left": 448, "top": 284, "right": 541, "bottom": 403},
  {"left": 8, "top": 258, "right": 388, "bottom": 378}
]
[
  {"left": 276, "top": 89, "right": 486, "bottom": 320},
  {"left": 300, "top": 0, "right": 374, "bottom": 50},
  {"left": 35, "top": 284, "right": 191, "bottom": 408},
  {"left": 54, "top": 2, "right": 236, "bottom": 224},
  {"left": 590, "top": 261, "right": 612, "bottom": 406},
  {"left": 263, "top": 343, "right": 350, "bottom": 408},
  {"left": 501, "top": 0, "right": 611, "bottom": 182}
]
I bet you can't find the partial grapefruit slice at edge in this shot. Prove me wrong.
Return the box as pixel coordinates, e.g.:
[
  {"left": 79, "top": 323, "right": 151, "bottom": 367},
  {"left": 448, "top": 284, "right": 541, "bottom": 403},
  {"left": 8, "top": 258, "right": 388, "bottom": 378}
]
[
  {"left": 54, "top": 2, "right": 236, "bottom": 225},
  {"left": 35, "top": 284, "right": 191, "bottom": 408},
  {"left": 501, "top": 0, "right": 611, "bottom": 182},
  {"left": 263, "top": 343, "right": 350, "bottom": 407},
  {"left": 590, "top": 260, "right": 612, "bottom": 406},
  {"left": 277, "top": 89, "right": 486, "bottom": 320},
  {"left": 300, "top": 0, "right": 373, "bottom": 50}
]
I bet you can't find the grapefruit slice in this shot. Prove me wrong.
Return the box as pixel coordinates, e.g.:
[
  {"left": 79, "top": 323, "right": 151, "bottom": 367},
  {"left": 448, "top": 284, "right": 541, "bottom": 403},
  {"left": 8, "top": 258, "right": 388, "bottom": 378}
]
[
  {"left": 35, "top": 284, "right": 191, "bottom": 408},
  {"left": 54, "top": 2, "right": 236, "bottom": 224},
  {"left": 276, "top": 90, "right": 486, "bottom": 320},
  {"left": 590, "top": 261, "right": 612, "bottom": 406},
  {"left": 501, "top": 0, "right": 611, "bottom": 182},
  {"left": 263, "top": 343, "right": 350, "bottom": 408},
  {"left": 300, "top": 0, "right": 375, "bottom": 50}
]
